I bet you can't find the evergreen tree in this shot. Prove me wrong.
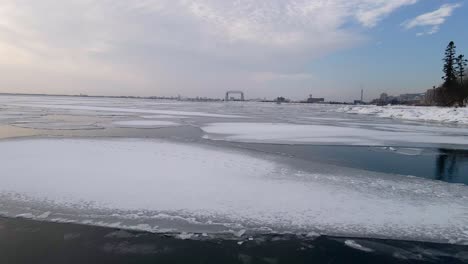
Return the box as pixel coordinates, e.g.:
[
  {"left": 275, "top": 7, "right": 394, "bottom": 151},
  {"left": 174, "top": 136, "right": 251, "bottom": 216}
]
[
  {"left": 455, "top": 54, "right": 467, "bottom": 84},
  {"left": 438, "top": 41, "right": 467, "bottom": 106},
  {"left": 442, "top": 41, "right": 457, "bottom": 84}
]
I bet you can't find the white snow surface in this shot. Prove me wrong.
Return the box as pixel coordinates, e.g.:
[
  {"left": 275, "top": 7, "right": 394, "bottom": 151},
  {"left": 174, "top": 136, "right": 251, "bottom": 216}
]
[
  {"left": 112, "top": 120, "right": 179, "bottom": 128},
  {"left": 336, "top": 105, "right": 468, "bottom": 124},
  {"left": 0, "top": 138, "right": 468, "bottom": 244},
  {"left": 202, "top": 122, "right": 468, "bottom": 146}
]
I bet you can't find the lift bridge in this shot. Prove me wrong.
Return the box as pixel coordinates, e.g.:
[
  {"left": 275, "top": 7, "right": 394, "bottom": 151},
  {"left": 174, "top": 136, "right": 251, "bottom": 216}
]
[{"left": 225, "top": 90, "right": 245, "bottom": 101}]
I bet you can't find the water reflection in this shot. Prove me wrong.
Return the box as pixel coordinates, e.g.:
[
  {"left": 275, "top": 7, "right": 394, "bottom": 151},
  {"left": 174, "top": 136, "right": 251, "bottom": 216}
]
[{"left": 436, "top": 149, "right": 468, "bottom": 182}]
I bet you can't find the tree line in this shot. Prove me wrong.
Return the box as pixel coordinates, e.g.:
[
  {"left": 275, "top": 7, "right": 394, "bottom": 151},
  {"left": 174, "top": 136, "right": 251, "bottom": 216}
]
[{"left": 430, "top": 41, "right": 468, "bottom": 106}]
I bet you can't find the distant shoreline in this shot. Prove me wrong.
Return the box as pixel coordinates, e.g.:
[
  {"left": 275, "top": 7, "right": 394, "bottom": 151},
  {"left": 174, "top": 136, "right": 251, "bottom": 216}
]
[{"left": 0, "top": 92, "right": 357, "bottom": 105}]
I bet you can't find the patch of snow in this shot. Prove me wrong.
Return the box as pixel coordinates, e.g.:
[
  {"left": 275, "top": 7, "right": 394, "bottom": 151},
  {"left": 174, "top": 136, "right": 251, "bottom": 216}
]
[
  {"left": 15, "top": 213, "right": 35, "bottom": 219},
  {"left": 394, "top": 148, "right": 424, "bottom": 156},
  {"left": 344, "top": 240, "right": 374, "bottom": 252},
  {"left": 0, "top": 138, "right": 468, "bottom": 243},
  {"left": 176, "top": 232, "right": 194, "bottom": 240},
  {"left": 379, "top": 147, "right": 425, "bottom": 156},
  {"left": 336, "top": 105, "right": 468, "bottom": 124},
  {"left": 36, "top": 212, "right": 51, "bottom": 219},
  {"left": 201, "top": 122, "right": 468, "bottom": 146},
  {"left": 234, "top": 229, "right": 246, "bottom": 237},
  {"left": 306, "top": 231, "right": 320, "bottom": 238}
]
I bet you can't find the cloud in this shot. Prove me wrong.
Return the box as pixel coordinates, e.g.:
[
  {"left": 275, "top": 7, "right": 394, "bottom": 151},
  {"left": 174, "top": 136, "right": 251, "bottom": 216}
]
[
  {"left": 402, "top": 3, "right": 462, "bottom": 36},
  {"left": 252, "top": 72, "right": 315, "bottom": 82},
  {"left": 355, "top": 0, "right": 419, "bottom": 27},
  {"left": 0, "top": 0, "right": 419, "bottom": 98}
]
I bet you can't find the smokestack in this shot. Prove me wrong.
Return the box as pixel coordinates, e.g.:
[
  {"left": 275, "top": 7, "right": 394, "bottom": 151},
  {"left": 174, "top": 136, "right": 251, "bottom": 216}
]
[{"left": 361, "top": 89, "right": 363, "bottom": 102}]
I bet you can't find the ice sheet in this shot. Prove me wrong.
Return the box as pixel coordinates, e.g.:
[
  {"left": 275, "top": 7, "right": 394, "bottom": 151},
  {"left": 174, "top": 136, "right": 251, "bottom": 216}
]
[
  {"left": 112, "top": 120, "right": 180, "bottom": 128},
  {"left": 0, "top": 138, "right": 467, "bottom": 244},
  {"left": 141, "top": 115, "right": 189, "bottom": 119},
  {"left": 12, "top": 121, "right": 103, "bottom": 130},
  {"left": 201, "top": 122, "right": 468, "bottom": 146},
  {"left": 9, "top": 103, "right": 244, "bottom": 118}
]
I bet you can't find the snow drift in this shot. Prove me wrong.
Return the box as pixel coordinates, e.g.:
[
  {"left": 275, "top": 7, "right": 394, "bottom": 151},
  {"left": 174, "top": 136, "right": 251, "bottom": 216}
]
[{"left": 336, "top": 105, "right": 468, "bottom": 124}]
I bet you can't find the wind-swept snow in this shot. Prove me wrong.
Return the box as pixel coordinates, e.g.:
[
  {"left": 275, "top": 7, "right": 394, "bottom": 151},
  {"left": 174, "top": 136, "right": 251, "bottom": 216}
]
[
  {"left": 202, "top": 122, "right": 468, "bottom": 146},
  {"left": 0, "top": 138, "right": 468, "bottom": 244},
  {"left": 336, "top": 105, "right": 468, "bottom": 124}
]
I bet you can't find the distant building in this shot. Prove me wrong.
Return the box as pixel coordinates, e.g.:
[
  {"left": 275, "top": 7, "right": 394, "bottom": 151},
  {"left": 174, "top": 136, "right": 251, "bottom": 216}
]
[
  {"left": 276, "top": 96, "right": 290, "bottom": 103},
  {"left": 376, "top": 92, "right": 397, "bottom": 105},
  {"left": 352, "top": 90, "right": 365, "bottom": 105},
  {"left": 398, "top": 93, "right": 425, "bottom": 102},
  {"left": 306, "top": 94, "right": 325, "bottom": 103},
  {"left": 380, "top": 93, "right": 388, "bottom": 102},
  {"left": 371, "top": 92, "right": 426, "bottom": 105}
]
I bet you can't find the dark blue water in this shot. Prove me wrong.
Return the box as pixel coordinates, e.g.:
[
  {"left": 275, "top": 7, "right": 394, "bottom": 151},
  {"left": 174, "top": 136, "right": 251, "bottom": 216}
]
[
  {"left": 1, "top": 217, "right": 467, "bottom": 264},
  {"left": 226, "top": 143, "right": 468, "bottom": 185}
]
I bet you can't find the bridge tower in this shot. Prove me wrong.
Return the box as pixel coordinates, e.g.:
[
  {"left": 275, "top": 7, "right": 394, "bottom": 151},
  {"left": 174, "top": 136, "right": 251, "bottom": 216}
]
[{"left": 225, "top": 91, "right": 245, "bottom": 101}]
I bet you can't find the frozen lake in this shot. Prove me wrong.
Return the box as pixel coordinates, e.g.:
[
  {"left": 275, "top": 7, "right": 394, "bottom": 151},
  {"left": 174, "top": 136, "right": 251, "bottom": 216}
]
[{"left": 0, "top": 94, "right": 468, "bottom": 247}]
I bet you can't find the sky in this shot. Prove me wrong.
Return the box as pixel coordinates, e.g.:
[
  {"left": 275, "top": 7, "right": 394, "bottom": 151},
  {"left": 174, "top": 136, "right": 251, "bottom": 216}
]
[{"left": 0, "top": 0, "right": 467, "bottom": 101}]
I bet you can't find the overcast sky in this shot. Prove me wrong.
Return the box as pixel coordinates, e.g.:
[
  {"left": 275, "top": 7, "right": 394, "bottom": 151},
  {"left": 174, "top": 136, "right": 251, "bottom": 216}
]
[{"left": 0, "top": 0, "right": 466, "bottom": 101}]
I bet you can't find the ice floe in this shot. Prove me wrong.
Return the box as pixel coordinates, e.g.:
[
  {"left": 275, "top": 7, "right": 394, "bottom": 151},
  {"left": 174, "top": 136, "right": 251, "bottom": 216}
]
[
  {"left": 344, "top": 240, "right": 374, "bottom": 252},
  {"left": 201, "top": 122, "right": 468, "bottom": 146},
  {"left": 0, "top": 138, "right": 467, "bottom": 244}
]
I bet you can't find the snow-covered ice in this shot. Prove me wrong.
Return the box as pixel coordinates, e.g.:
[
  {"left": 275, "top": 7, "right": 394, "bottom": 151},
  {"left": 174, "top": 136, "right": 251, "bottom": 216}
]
[
  {"left": 112, "top": 120, "right": 180, "bottom": 128},
  {"left": 2, "top": 95, "right": 468, "bottom": 244},
  {"left": 336, "top": 105, "right": 468, "bottom": 124},
  {"left": 0, "top": 138, "right": 468, "bottom": 244},
  {"left": 9, "top": 103, "right": 244, "bottom": 118},
  {"left": 12, "top": 121, "right": 103, "bottom": 130},
  {"left": 141, "top": 115, "right": 189, "bottom": 119},
  {"left": 2, "top": 95, "right": 468, "bottom": 148},
  {"left": 202, "top": 122, "right": 468, "bottom": 146}
]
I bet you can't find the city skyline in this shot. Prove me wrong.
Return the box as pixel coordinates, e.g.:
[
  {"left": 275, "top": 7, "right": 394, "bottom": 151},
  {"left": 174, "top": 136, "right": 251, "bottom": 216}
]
[{"left": 0, "top": 0, "right": 467, "bottom": 101}]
